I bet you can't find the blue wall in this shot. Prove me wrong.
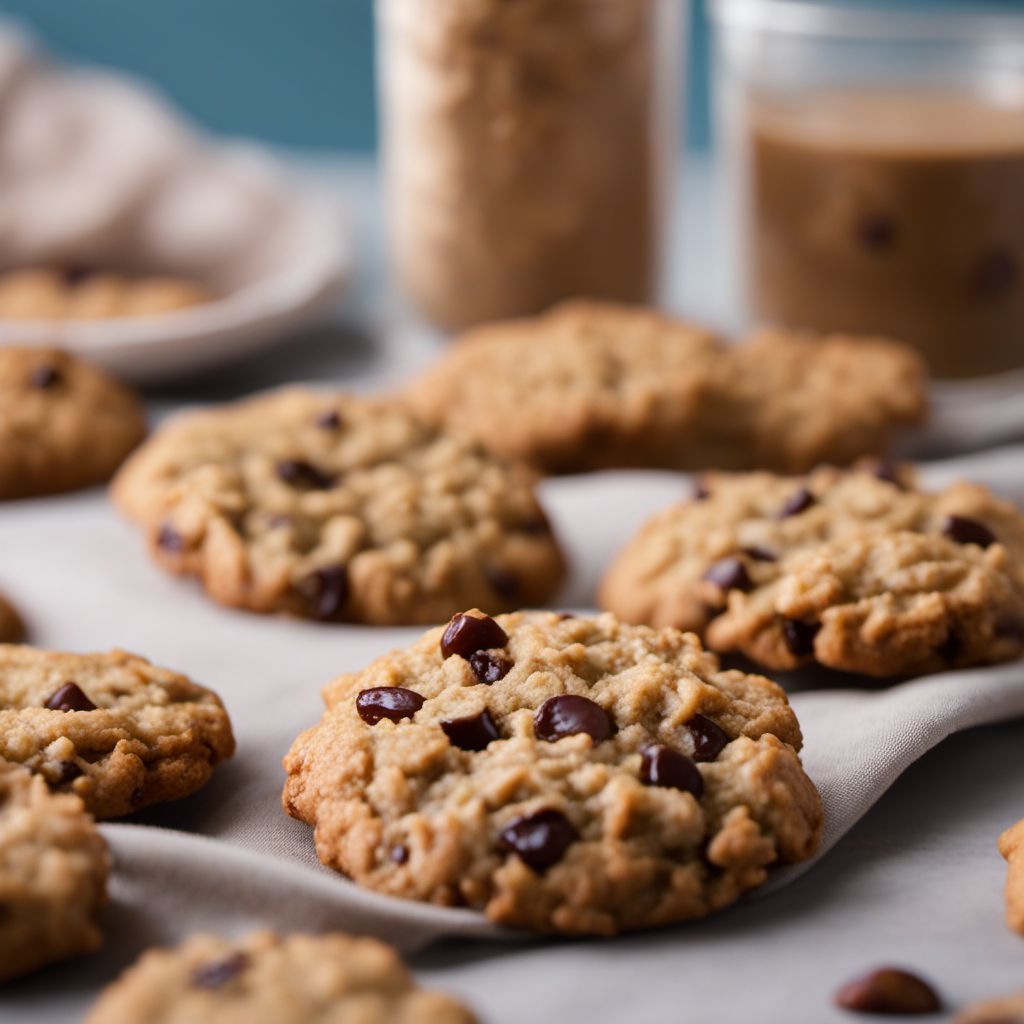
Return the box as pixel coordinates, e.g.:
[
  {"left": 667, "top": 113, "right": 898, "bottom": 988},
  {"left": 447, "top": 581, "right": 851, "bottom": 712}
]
[{"left": 0, "top": 0, "right": 711, "bottom": 151}]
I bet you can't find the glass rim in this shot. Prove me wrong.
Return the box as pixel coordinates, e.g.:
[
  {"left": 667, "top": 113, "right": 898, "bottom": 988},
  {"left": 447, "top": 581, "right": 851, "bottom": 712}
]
[{"left": 711, "top": 0, "right": 1024, "bottom": 42}]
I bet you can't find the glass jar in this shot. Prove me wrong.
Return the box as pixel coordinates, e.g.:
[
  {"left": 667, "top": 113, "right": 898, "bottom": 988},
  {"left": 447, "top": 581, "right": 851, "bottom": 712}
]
[
  {"left": 377, "top": 0, "right": 684, "bottom": 331},
  {"left": 712, "top": 0, "right": 1024, "bottom": 377}
]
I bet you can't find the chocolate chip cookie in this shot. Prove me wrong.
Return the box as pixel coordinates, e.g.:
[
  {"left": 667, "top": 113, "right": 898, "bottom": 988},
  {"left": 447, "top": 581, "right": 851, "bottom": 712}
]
[
  {"left": 112, "top": 388, "right": 565, "bottom": 625},
  {"left": 404, "top": 300, "right": 926, "bottom": 474},
  {"left": 0, "top": 593, "right": 25, "bottom": 643},
  {"left": 84, "top": 931, "right": 476, "bottom": 1023},
  {"left": 601, "top": 463, "right": 1024, "bottom": 678},
  {"left": 0, "top": 347, "right": 147, "bottom": 499},
  {"left": 283, "top": 610, "right": 822, "bottom": 935},
  {"left": 0, "top": 268, "right": 210, "bottom": 320},
  {"left": 0, "top": 647, "right": 235, "bottom": 818},
  {"left": 0, "top": 763, "right": 109, "bottom": 982}
]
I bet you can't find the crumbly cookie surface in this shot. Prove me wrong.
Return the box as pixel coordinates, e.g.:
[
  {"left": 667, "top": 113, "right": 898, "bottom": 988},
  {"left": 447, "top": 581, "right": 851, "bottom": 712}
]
[
  {"left": 0, "top": 347, "right": 147, "bottom": 500},
  {"left": 283, "top": 610, "right": 822, "bottom": 935},
  {"left": 0, "top": 268, "right": 209, "bottom": 320},
  {"left": 0, "top": 593, "right": 25, "bottom": 643},
  {"left": 113, "top": 388, "right": 565, "bottom": 626},
  {"left": 84, "top": 931, "right": 476, "bottom": 1024},
  {"left": 404, "top": 300, "right": 926, "bottom": 474},
  {"left": 0, "top": 763, "right": 109, "bottom": 983},
  {"left": 601, "top": 464, "right": 1024, "bottom": 678},
  {"left": 0, "top": 647, "right": 235, "bottom": 818}
]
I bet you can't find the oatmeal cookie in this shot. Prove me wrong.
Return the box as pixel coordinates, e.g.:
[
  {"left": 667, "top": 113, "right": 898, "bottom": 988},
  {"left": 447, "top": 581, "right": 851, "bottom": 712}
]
[
  {"left": 0, "top": 647, "right": 235, "bottom": 818},
  {"left": 0, "top": 763, "right": 109, "bottom": 982},
  {"left": 283, "top": 610, "right": 822, "bottom": 935},
  {"left": 404, "top": 300, "right": 926, "bottom": 474},
  {"left": 0, "top": 346, "right": 146, "bottom": 499},
  {"left": 0, "top": 268, "right": 209, "bottom": 320},
  {"left": 955, "top": 991, "right": 1024, "bottom": 1023},
  {"left": 112, "top": 388, "right": 565, "bottom": 625},
  {"left": 601, "top": 463, "right": 1024, "bottom": 677},
  {"left": 84, "top": 931, "right": 476, "bottom": 1023}
]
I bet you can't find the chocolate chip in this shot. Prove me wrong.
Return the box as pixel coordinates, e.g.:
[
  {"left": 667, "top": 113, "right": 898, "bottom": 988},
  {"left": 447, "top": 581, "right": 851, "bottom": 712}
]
[
  {"left": 469, "top": 651, "right": 512, "bottom": 684},
  {"left": 692, "top": 479, "right": 710, "bottom": 501},
  {"left": 275, "top": 459, "right": 333, "bottom": 490},
  {"left": 356, "top": 687, "right": 425, "bottom": 725},
  {"left": 499, "top": 809, "right": 577, "bottom": 872},
  {"left": 685, "top": 714, "right": 730, "bottom": 762},
  {"left": 29, "top": 364, "right": 63, "bottom": 389},
  {"left": 783, "top": 619, "right": 821, "bottom": 658},
  {"left": 191, "top": 952, "right": 250, "bottom": 990},
  {"left": 834, "top": 967, "right": 941, "bottom": 1015},
  {"left": 156, "top": 524, "right": 186, "bottom": 553},
  {"left": 972, "top": 247, "right": 1018, "bottom": 300},
  {"left": 640, "top": 745, "right": 704, "bottom": 797},
  {"left": 315, "top": 409, "right": 341, "bottom": 430},
  {"left": 440, "top": 613, "right": 508, "bottom": 660},
  {"left": 534, "top": 695, "right": 614, "bottom": 743},
  {"left": 871, "top": 461, "right": 904, "bottom": 488},
  {"left": 53, "top": 760, "right": 83, "bottom": 787},
  {"left": 741, "top": 545, "right": 776, "bottom": 563},
  {"left": 943, "top": 515, "right": 996, "bottom": 549},
  {"left": 45, "top": 683, "right": 96, "bottom": 713},
  {"left": 390, "top": 844, "right": 409, "bottom": 864},
  {"left": 297, "top": 565, "right": 349, "bottom": 620},
  {"left": 441, "top": 710, "right": 500, "bottom": 751},
  {"left": 703, "top": 558, "right": 752, "bottom": 593},
  {"left": 779, "top": 488, "right": 816, "bottom": 518},
  {"left": 856, "top": 212, "right": 898, "bottom": 253},
  {"left": 484, "top": 566, "right": 519, "bottom": 599}
]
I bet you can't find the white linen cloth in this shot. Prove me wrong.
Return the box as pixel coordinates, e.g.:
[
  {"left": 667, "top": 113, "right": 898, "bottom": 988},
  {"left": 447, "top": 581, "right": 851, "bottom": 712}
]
[{"left": 3, "top": 442, "right": 1024, "bottom": 1023}]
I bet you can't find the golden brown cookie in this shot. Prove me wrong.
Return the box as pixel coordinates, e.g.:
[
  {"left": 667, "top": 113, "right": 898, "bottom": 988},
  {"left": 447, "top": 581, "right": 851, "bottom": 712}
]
[
  {"left": 0, "top": 763, "right": 109, "bottom": 983},
  {"left": 85, "top": 931, "right": 476, "bottom": 1023},
  {"left": 955, "top": 991, "right": 1024, "bottom": 1023},
  {"left": 283, "top": 609, "right": 822, "bottom": 935},
  {"left": 405, "top": 300, "right": 926, "bottom": 474},
  {"left": 0, "top": 647, "right": 235, "bottom": 818},
  {"left": 1000, "top": 819, "right": 1024, "bottom": 936},
  {"left": 113, "top": 388, "right": 566, "bottom": 626},
  {"left": 0, "top": 347, "right": 146, "bottom": 500},
  {"left": 601, "top": 463, "right": 1024, "bottom": 678},
  {"left": 0, "top": 268, "right": 209, "bottom": 320}
]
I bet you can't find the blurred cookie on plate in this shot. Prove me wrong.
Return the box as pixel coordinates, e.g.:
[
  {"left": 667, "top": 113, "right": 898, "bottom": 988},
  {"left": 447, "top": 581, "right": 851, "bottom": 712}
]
[
  {"left": 0, "top": 346, "right": 146, "bottom": 499},
  {"left": 601, "top": 462, "right": 1024, "bottom": 678},
  {"left": 0, "top": 268, "right": 210, "bottom": 320},
  {"left": 405, "top": 300, "right": 927, "bottom": 474},
  {"left": 112, "top": 388, "right": 566, "bottom": 626}
]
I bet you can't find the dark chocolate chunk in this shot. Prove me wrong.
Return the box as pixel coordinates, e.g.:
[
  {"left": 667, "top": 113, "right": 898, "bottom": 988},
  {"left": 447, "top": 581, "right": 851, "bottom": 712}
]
[
  {"left": 534, "top": 695, "right": 614, "bottom": 744},
  {"left": 29, "top": 364, "right": 63, "bottom": 390},
  {"left": 156, "top": 524, "right": 186, "bottom": 553},
  {"left": 685, "top": 714, "right": 730, "bottom": 762},
  {"left": 275, "top": 459, "right": 333, "bottom": 490},
  {"left": 356, "top": 687, "right": 425, "bottom": 725},
  {"left": 943, "top": 515, "right": 996, "bottom": 549},
  {"left": 45, "top": 683, "right": 97, "bottom": 713},
  {"left": 440, "top": 613, "right": 508, "bottom": 660},
  {"left": 468, "top": 651, "right": 513, "bottom": 684},
  {"left": 779, "top": 488, "right": 816, "bottom": 518},
  {"left": 703, "top": 558, "right": 753, "bottom": 593},
  {"left": 783, "top": 619, "right": 821, "bottom": 658},
  {"left": 834, "top": 967, "right": 941, "bottom": 1015},
  {"left": 640, "top": 745, "right": 703, "bottom": 797},
  {"left": 440, "top": 710, "right": 500, "bottom": 751},
  {"left": 191, "top": 952, "right": 250, "bottom": 990},
  {"left": 499, "top": 809, "right": 577, "bottom": 872},
  {"left": 297, "top": 566, "right": 349, "bottom": 620}
]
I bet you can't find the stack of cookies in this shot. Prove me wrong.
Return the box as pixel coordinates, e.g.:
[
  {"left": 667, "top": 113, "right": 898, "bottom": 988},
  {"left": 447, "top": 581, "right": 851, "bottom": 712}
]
[{"left": 2, "top": 299, "right": 1023, "bottom": 1019}]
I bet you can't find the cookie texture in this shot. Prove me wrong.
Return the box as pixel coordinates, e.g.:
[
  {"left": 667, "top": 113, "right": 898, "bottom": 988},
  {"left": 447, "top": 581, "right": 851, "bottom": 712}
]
[
  {"left": 113, "top": 388, "right": 565, "bottom": 626},
  {"left": 0, "top": 268, "right": 209, "bottom": 320},
  {"left": 84, "top": 930, "right": 476, "bottom": 1023},
  {"left": 283, "top": 610, "right": 822, "bottom": 935},
  {"left": 0, "top": 594, "right": 25, "bottom": 643},
  {"left": 404, "top": 300, "right": 926, "bottom": 474},
  {"left": 0, "top": 647, "right": 235, "bottom": 818},
  {"left": 0, "top": 347, "right": 147, "bottom": 500},
  {"left": 1000, "top": 819, "right": 1024, "bottom": 936},
  {"left": 0, "top": 763, "right": 109, "bottom": 983},
  {"left": 601, "top": 464, "right": 1024, "bottom": 678}
]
